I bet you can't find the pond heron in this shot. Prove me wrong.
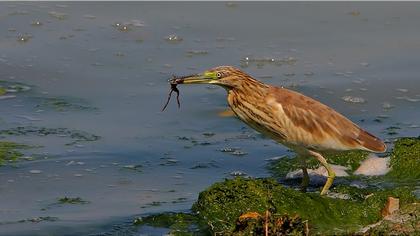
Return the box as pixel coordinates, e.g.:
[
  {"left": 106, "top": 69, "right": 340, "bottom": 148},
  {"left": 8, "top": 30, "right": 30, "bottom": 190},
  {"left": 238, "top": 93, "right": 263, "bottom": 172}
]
[{"left": 173, "top": 66, "right": 386, "bottom": 195}]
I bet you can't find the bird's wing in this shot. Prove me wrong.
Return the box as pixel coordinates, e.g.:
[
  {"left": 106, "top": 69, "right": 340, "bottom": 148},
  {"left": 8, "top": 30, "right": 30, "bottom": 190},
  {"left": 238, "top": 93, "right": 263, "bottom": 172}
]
[{"left": 267, "top": 87, "right": 385, "bottom": 152}]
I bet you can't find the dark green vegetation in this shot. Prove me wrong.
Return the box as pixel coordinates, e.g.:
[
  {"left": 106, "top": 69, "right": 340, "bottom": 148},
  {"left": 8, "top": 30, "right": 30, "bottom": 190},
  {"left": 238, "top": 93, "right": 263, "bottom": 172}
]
[
  {"left": 134, "top": 137, "right": 420, "bottom": 235},
  {"left": 35, "top": 96, "right": 97, "bottom": 112},
  {"left": 133, "top": 212, "right": 208, "bottom": 235},
  {"left": 0, "top": 87, "right": 6, "bottom": 96},
  {"left": 193, "top": 178, "right": 416, "bottom": 235},
  {"left": 387, "top": 137, "right": 420, "bottom": 180},
  {"left": 0, "top": 126, "right": 100, "bottom": 145},
  {"left": 0, "top": 141, "right": 29, "bottom": 165},
  {"left": 268, "top": 150, "right": 369, "bottom": 178},
  {"left": 0, "top": 81, "right": 31, "bottom": 93},
  {"left": 57, "top": 197, "right": 89, "bottom": 205}
]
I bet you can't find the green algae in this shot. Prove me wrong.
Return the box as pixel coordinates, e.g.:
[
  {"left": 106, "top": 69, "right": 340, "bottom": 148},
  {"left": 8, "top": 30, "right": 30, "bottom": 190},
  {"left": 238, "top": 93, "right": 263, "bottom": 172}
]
[
  {"left": 192, "top": 177, "right": 417, "bottom": 235},
  {"left": 133, "top": 212, "right": 209, "bottom": 236},
  {"left": 0, "top": 87, "right": 6, "bottom": 96},
  {"left": 0, "top": 81, "right": 31, "bottom": 93},
  {"left": 268, "top": 150, "right": 368, "bottom": 178},
  {"left": 35, "top": 96, "right": 97, "bottom": 112},
  {"left": 0, "top": 126, "right": 100, "bottom": 146},
  {"left": 387, "top": 137, "right": 420, "bottom": 180},
  {"left": 58, "top": 197, "right": 89, "bottom": 204},
  {"left": 0, "top": 141, "right": 29, "bottom": 165},
  {"left": 234, "top": 213, "right": 306, "bottom": 236}
]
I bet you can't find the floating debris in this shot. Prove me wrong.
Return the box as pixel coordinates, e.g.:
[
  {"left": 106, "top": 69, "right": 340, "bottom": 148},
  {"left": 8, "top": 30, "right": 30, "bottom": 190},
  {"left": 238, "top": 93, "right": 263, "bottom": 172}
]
[
  {"left": 114, "top": 52, "right": 125, "bottom": 57},
  {"left": 341, "top": 96, "right": 366, "bottom": 104},
  {"left": 220, "top": 147, "right": 239, "bottom": 153},
  {"left": 283, "top": 72, "right": 295, "bottom": 77},
  {"left": 121, "top": 164, "right": 143, "bottom": 172},
  {"left": 202, "top": 132, "right": 215, "bottom": 137},
  {"left": 382, "top": 102, "right": 394, "bottom": 110},
  {"left": 29, "top": 170, "right": 42, "bottom": 174},
  {"left": 0, "top": 126, "right": 100, "bottom": 145},
  {"left": 216, "top": 36, "right": 236, "bottom": 42},
  {"left": 8, "top": 10, "right": 29, "bottom": 16},
  {"left": 229, "top": 170, "right": 247, "bottom": 177},
  {"left": 58, "top": 196, "right": 89, "bottom": 204},
  {"left": 231, "top": 150, "right": 248, "bottom": 156},
  {"left": 384, "top": 126, "right": 401, "bottom": 136},
  {"left": 165, "top": 34, "right": 183, "bottom": 43},
  {"left": 160, "top": 158, "right": 179, "bottom": 166},
  {"left": 35, "top": 96, "right": 97, "bottom": 112},
  {"left": 7, "top": 84, "right": 31, "bottom": 92},
  {"left": 83, "top": 14, "right": 96, "bottom": 19},
  {"left": 186, "top": 50, "right": 208, "bottom": 57},
  {"left": 15, "top": 115, "right": 41, "bottom": 121},
  {"left": 0, "top": 95, "right": 16, "bottom": 100},
  {"left": 117, "top": 24, "right": 130, "bottom": 32},
  {"left": 360, "top": 62, "right": 370, "bottom": 67},
  {"left": 17, "top": 34, "right": 32, "bottom": 43},
  {"left": 265, "top": 155, "right": 287, "bottom": 161},
  {"left": 191, "top": 162, "right": 219, "bottom": 169},
  {"left": 19, "top": 216, "right": 58, "bottom": 223},
  {"left": 304, "top": 72, "right": 314, "bottom": 76},
  {"left": 395, "top": 96, "right": 420, "bottom": 102},
  {"left": 349, "top": 11, "right": 361, "bottom": 16},
  {"left": 31, "top": 21, "right": 43, "bottom": 26},
  {"left": 240, "top": 56, "right": 297, "bottom": 68},
  {"left": 48, "top": 11, "right": 68, "bottom": 20},
  {"left": 129, "top": 19, "right": 145, "bottom": 27}
]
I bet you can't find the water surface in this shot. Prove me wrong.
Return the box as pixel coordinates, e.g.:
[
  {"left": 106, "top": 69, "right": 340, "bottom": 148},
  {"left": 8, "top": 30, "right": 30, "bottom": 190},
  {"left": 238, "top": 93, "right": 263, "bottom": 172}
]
[{"left": 0, "top": 2, "right": 419, "bottom": 235}]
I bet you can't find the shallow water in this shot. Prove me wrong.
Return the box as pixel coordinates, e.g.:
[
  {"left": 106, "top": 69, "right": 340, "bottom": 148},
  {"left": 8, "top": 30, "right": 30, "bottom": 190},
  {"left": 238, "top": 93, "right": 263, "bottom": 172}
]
[{"left": 0, "top": 2, "right": 419, "bottom": 235}]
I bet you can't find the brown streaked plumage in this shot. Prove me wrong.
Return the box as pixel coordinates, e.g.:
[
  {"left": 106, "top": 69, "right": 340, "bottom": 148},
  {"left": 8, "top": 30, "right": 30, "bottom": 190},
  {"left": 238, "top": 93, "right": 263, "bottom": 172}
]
[{"left": 174, "top": 65, "right": 386, "bottom": 195}]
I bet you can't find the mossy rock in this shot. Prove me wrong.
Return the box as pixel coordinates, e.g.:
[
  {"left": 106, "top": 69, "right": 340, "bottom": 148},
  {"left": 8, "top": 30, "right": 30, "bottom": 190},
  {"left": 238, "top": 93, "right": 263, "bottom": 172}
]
[
  {"left": 387, "top": 137, "right": 420, "bottom": 180},
  {"left": 268, "top": 150, "right": 368, "bottom": 178},
  {"left": 0, "top": 141, "right": 28, "bottom": 165},
  {"left": 193, "top": 177, "right": 417, "bottom": 235},
  {"left": 363, "top": 202, "right": 420, "bottom": 235}
]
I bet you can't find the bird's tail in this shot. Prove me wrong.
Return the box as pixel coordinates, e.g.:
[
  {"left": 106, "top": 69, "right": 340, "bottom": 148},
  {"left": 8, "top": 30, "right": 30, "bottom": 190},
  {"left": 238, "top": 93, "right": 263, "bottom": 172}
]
[{"left": 358, "top": 129, "right": 387, "bottom": 153}]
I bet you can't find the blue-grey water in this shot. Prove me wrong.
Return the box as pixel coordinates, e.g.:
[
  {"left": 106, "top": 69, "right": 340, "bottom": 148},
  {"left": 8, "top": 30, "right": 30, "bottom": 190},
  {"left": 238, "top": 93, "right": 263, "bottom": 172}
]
[{"left": 0, "top": 2, "right": 419, "bottom": 235}]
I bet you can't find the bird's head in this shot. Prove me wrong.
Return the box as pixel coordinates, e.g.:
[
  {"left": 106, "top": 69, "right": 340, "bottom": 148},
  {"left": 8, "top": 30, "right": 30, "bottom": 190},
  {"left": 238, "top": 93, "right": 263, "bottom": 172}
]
[{"left": 173, "top": 66, "right": 254, "bottom": 89}]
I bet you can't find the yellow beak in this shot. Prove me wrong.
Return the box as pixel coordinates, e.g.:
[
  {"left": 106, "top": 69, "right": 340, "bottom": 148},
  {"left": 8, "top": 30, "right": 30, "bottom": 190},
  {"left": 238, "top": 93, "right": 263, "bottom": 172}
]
[{"left": 170, "top": 74, "right": 216, "bottom": 85}]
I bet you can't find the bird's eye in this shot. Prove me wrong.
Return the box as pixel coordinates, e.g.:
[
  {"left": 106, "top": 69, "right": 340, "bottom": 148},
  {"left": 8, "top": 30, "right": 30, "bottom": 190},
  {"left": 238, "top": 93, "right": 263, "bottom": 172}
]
[{"left": 216, "top": 72, "right": 223, "bottom": 79}]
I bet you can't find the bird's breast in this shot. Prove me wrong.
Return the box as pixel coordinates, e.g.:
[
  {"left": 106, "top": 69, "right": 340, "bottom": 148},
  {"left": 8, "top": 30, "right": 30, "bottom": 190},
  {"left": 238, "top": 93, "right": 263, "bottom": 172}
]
[{"left": 227, "top": 90, "right": 287, "bottom": 141}]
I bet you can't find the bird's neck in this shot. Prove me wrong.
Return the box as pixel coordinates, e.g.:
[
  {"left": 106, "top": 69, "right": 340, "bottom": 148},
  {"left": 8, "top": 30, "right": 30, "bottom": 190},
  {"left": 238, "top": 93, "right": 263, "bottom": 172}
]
[{"left": 226, "top": 78, "right": 270, "bottom": 110}]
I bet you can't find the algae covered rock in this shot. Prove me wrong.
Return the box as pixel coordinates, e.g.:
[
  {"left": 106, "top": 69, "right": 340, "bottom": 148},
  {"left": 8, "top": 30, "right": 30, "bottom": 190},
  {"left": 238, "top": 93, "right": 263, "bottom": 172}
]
[
  {"left": 362, "top": 202, "right": 420, "bottom": 235},
  {"left": 268, "top": 150, "right": 369, "bottom": 178},
  {"left": 234, "top": 212, "right": 307, "bottom": 236},
  {"left": 387, "top": 137, "right": 420, "bottom": 180},
  {"left": 193, "top": 177, "right": 417, "bottom": 235}
]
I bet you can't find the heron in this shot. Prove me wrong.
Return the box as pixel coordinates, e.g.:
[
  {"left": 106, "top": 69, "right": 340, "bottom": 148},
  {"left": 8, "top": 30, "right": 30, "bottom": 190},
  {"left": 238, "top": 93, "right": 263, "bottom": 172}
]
[{"left": 170, "top": 66, "right": 386, "bottom": 195}]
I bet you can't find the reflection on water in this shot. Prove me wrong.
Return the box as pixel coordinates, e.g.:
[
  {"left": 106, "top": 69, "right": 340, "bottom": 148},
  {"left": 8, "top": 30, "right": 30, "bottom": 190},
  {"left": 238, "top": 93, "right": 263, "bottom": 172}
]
[{"left": 0, "top": 2, "right": 419, "bottom": 235}]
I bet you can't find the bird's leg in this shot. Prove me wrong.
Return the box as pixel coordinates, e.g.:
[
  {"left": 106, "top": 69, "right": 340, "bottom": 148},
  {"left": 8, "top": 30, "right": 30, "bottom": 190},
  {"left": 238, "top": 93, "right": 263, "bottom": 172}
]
[
  {"left": 299, "top": 156, "right": 309, "bottom": 192},
  {"left": 308, "top": 150, "right": 335, "bottom": 195}
]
